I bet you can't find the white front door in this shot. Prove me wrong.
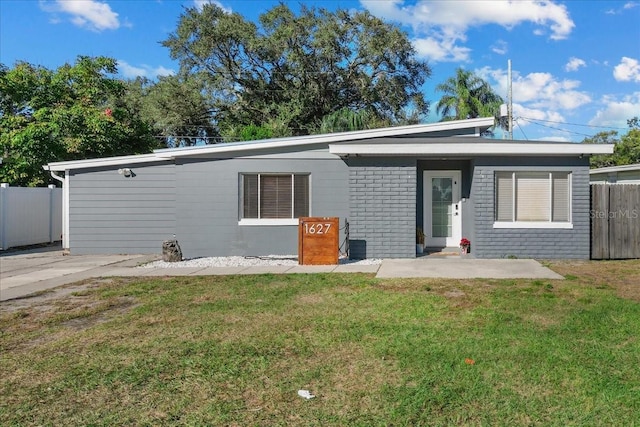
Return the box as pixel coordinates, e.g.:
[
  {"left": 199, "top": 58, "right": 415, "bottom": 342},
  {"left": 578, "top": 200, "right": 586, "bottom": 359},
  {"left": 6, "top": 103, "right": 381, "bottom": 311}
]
[{"left": 423, "top": 171, "right": 462, "bottom": 247}]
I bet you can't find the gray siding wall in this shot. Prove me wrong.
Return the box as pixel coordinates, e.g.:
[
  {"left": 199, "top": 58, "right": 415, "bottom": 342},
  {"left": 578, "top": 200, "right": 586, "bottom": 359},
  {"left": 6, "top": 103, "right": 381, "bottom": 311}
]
[
  {"left": 175, "top": 151, "right": 349, "bottom": 258},
  {"left": 69, "top": 162, "right": 176, "bottom": 254},
  {"left": 347, "top": 157, "right": 416, "bottom": 259},
  {"left": 472, "top": 157, "right": 590, "bottom": 259}
]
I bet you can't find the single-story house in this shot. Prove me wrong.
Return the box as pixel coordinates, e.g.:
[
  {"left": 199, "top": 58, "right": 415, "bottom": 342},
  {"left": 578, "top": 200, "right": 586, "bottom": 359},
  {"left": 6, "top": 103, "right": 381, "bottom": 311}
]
[
  {"left": 45, "top": 117, "right": 613, "bottom": 260},
  {"left": 590, "top": 163, "right": 640, "bottom": 184}
]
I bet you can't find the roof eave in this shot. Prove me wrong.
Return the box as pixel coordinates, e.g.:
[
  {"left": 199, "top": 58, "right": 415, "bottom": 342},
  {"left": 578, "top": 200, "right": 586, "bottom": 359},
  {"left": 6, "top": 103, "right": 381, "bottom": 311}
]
[
  {"left": 589, "top": 163, "right": 640, "bottom": 174},
  {"left": 328, "top": 143, "right": 615, "bottom": 156},
  {"left": 44, "top": 154, "right": 167, "bottom": 172}
]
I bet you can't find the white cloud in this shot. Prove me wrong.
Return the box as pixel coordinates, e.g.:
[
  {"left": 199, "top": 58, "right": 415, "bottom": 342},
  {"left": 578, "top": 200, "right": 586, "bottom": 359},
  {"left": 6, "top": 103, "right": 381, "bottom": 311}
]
[
  {"left": 413, "top": 36, "right": 471, "bottom": 62},
  {"left": 537, "top": 135, "right": 572, "bottom": 142},
  {"left": 361, "top": 0, "right": 574, "bottom": 62},
  {"left": 513, "top": 103, "right": 565, "bottom": 124},
  {"left": 565, "top": 57, "right": 586, "bottom": 72},
  {"left": 491, "top": 40, "right": 508, "bottom": 55},
  {"left": 477, "top": 66, "right": 591, "bottom": 111},
  {"left": 41, "top": 0, "right": 120, "bottom": 31},
  {"left": 194, "top": 0, "right": 231, "bottom": 14},
  {"left": 117, "top": 60, "right": 175, "bottom": 79},
  {"left": 613, "top": 57, "right": 640, "bottom": 82},
  {"left": 589, "top": 92, "right": 640, "bottom": 128},
  {"left": 606, "top": 2, "right": 638, "bottom": 14}
]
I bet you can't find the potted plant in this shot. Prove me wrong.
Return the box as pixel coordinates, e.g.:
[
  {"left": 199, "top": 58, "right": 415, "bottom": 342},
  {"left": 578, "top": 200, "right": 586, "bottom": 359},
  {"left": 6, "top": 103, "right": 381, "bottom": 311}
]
[
  {"left": 416, "top": 227, "right": 425, "bottom": 254},
  {"left": 460, "top": 237, "right": 471, "bottom": 254}
]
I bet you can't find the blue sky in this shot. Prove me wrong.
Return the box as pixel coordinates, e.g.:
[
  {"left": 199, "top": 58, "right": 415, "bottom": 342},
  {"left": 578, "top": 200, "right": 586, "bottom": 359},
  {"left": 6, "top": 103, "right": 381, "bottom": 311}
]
[{"left": 1, "top": 0, "right": 639, "bottom": 141}]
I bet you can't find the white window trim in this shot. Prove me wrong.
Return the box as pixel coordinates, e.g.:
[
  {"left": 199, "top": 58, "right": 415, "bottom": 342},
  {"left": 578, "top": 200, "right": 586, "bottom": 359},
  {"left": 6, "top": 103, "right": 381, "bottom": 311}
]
[
  {"left": 238, "top": 218, "right": 299, "bottom": 226},
  {"left": 493, "top": 171, "right": 573, "bottom": 229},
  {"left": 238, "top": 173, "right": 310, "bottom": 225},
  {"left": 493, "top": 221, "right": 573, "bottom": 229}
]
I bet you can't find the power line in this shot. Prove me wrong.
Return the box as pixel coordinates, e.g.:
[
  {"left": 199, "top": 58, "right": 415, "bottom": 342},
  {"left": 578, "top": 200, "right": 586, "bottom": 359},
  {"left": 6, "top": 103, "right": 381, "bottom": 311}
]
[
  {"left": 519, "top": 116, "right": 628, "bottom": 131},
  {"left": 515, "top": 120, "right": 528, "bottom": 140},
  {"left": 517, "top": 117, "right": 595, "bottom": 138}
]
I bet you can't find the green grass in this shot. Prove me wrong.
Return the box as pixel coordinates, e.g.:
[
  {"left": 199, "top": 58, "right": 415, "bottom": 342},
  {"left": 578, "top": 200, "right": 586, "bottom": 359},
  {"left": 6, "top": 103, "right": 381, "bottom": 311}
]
[{"left": 1, "top": 261, "right": 640, "bottom": 426}]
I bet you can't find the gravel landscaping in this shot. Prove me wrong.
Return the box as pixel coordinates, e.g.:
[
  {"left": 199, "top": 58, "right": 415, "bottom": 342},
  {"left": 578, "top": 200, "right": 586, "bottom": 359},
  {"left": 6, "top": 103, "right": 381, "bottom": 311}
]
[{"left": 139, "top": 255, "right": 382, "bottom": 269}]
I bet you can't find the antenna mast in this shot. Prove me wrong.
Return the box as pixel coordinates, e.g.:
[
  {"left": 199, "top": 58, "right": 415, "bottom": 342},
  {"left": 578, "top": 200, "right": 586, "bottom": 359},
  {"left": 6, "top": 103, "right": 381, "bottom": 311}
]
[{"left": 507, "top": 59, "right": 513, "bottom": 140}]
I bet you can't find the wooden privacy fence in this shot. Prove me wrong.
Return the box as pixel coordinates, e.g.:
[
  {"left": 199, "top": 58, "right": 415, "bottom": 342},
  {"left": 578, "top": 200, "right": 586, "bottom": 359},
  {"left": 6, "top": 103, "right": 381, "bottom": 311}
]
[{"left": 591, "top": 184, "right": 640, "bottom": 259}]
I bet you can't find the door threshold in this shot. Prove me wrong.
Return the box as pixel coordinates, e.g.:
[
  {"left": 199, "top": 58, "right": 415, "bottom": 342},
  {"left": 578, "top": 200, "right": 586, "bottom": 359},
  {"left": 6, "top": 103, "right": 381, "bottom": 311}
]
[{"left": 424, "top": 247, "right": 461, "bottom": 256}]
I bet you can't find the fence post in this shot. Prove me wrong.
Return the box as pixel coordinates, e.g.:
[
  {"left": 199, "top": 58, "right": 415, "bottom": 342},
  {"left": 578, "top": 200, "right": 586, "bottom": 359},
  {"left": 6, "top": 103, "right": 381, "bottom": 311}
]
[
  {"left": 0, "top": 183, "right": 8, "bottom": 250},
  {"left": 48, "top": 184, "right": 56, "bottom": 243}
]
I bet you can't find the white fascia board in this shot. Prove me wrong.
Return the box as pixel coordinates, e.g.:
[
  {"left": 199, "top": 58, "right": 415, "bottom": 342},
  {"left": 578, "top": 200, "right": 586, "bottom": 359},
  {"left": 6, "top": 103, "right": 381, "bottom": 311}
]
[
  {"left": 154, "top": 117, "right": 496, "bottom": 159},
  {"left": 44, "top": 154, "right": 166, "bottom": 171},
  {"left": 589, "top": 163, "right": 640, "bottom": 174},
  {"left": 329, "top": 142, "right": 615, "bottom": 156}
]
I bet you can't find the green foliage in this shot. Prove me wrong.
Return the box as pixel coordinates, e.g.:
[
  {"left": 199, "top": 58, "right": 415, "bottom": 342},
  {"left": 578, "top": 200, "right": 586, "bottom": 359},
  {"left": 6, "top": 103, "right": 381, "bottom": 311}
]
[
  {"left": 0, "top": 57, "right": 157, "bottom": 186},
  {"left": 587, "top": 117, "right": 640, "bottom": 168},
  {"left": 123, "top": 75, "right": 215, "bottom": 147},
  {"left": 240, "top": 124, "right": 273, "bottom": 141},
  {"left": 162, "top": 3, "right": 431, "bottom": 136},
  {"left": 316, "top": 108, "right": 386, "bottom": 134},
  {"left": 436, "top": 67, "right": 503, "bottom": 124}
]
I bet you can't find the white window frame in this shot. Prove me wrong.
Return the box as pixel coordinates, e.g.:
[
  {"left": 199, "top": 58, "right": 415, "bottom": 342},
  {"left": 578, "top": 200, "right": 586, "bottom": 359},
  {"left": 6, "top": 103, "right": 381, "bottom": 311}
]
[
  {"left": 493, "top": 171, "right": 573, "bottom": 229},
  {"left": 238, "top": 173, "right": 310, "bottom": 226}
]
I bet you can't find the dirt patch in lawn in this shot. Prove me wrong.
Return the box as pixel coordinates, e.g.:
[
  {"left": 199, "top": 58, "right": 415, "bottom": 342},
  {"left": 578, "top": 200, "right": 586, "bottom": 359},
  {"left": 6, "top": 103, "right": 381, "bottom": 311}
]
[
  {"left": 547, "top": 260, "right": 640, "bottom": 302},
  {"left": 0, "top": 278, "right": 140, "bottom": 350}
]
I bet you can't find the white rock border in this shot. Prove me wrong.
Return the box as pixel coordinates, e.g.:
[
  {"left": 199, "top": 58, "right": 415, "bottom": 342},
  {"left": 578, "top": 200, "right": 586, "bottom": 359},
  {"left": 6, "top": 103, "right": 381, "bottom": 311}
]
[{"left": 139, "top": 255, "right": 381, "bottom": 269}]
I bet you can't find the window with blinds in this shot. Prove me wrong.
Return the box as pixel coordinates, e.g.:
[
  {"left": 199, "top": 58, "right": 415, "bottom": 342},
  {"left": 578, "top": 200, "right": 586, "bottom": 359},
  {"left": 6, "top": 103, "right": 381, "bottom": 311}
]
[
  {"left": 495, "top": 171, "right": 571, "bottom": 223},
  {"left": 241, "top": 174, "right": 310, "bottom": 219}
]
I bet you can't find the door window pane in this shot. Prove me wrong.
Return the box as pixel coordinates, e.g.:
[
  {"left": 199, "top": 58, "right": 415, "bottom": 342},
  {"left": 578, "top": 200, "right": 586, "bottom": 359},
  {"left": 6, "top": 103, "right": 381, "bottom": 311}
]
[{"left": 432, "top": 177, "right": 452, "bottom": 237}]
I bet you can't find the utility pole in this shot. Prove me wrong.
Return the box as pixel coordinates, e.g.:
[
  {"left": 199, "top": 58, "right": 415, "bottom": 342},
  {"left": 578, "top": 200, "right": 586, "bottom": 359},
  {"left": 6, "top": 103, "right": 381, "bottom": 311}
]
[{"left": 507, "top": 59, "right": 513, "bottom": 140}]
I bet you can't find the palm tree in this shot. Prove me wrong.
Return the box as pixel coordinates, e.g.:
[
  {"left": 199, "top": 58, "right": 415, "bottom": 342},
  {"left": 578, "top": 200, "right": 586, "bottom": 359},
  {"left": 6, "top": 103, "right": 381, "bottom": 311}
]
[
  {"left": 316, "top": 108, "right": 391, "bottom": 133},
  {"left": 435, "top": 68, "right": 503, "bottom": 122}
]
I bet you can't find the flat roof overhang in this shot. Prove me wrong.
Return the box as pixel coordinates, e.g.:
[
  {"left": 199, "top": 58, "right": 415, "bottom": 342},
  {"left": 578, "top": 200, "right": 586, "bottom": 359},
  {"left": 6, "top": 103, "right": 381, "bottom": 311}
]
[{"left": 329, "top": 141, "right": 615, "bottom": 157}]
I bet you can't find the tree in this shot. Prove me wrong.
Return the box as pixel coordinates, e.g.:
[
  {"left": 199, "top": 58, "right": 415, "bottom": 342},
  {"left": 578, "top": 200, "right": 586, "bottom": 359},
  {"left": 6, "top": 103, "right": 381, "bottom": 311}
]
[
  {"left": 435, "top": 68, "right": 503, "bottom": 122},
  {"left": 586, "top": 117, "right": 640, "bottom": 168},
  {"left": 0, "top": 57, "right": 158, "bottom": 186},
  {"left": 162, "top": 3, "right": 431, "bottom": 136},
  {"left": 123, "top": 75, "right": 216, "bottom": 147},
  {"left": 314, "top": 108, "right": 387, "bottom": 134}
]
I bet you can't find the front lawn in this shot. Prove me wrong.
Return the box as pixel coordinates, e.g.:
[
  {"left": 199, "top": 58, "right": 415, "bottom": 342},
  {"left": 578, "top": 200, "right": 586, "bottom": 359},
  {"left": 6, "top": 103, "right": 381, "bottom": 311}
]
[{"left": 1, "top": 261, "right": 639, "bottom": 425}]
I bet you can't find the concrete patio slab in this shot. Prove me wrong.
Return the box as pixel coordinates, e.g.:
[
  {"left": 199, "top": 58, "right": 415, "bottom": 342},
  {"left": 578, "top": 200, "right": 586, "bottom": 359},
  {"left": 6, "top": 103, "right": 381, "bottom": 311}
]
[
  {"left": 0, "top": 250, "right": 152, "bottom": 301},
  {"left": 1, "top": 267, "right": 89, "bottom": 289},
  {"left": 376, "top": 258, "right": 564, "bottom": 279}
]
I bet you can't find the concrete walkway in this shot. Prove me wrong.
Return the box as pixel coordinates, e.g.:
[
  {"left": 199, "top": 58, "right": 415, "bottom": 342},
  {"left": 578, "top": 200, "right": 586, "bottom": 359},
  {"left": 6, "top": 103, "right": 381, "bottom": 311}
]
[
  {"left": 0, "top": 248, "right": 156, "bottom": 301},
  {"left": 376, "top": 257, "right": 564, "bottom": 279},
  {"left": 1, "top": 248, "right": 563, "bottom": 301}
]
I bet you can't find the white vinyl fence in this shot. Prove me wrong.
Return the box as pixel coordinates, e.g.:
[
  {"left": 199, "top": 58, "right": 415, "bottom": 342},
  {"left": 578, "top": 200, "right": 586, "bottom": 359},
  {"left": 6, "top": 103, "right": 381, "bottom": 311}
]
[{"left": 0, "top": 184, "right": 62, "bottom": 250}]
